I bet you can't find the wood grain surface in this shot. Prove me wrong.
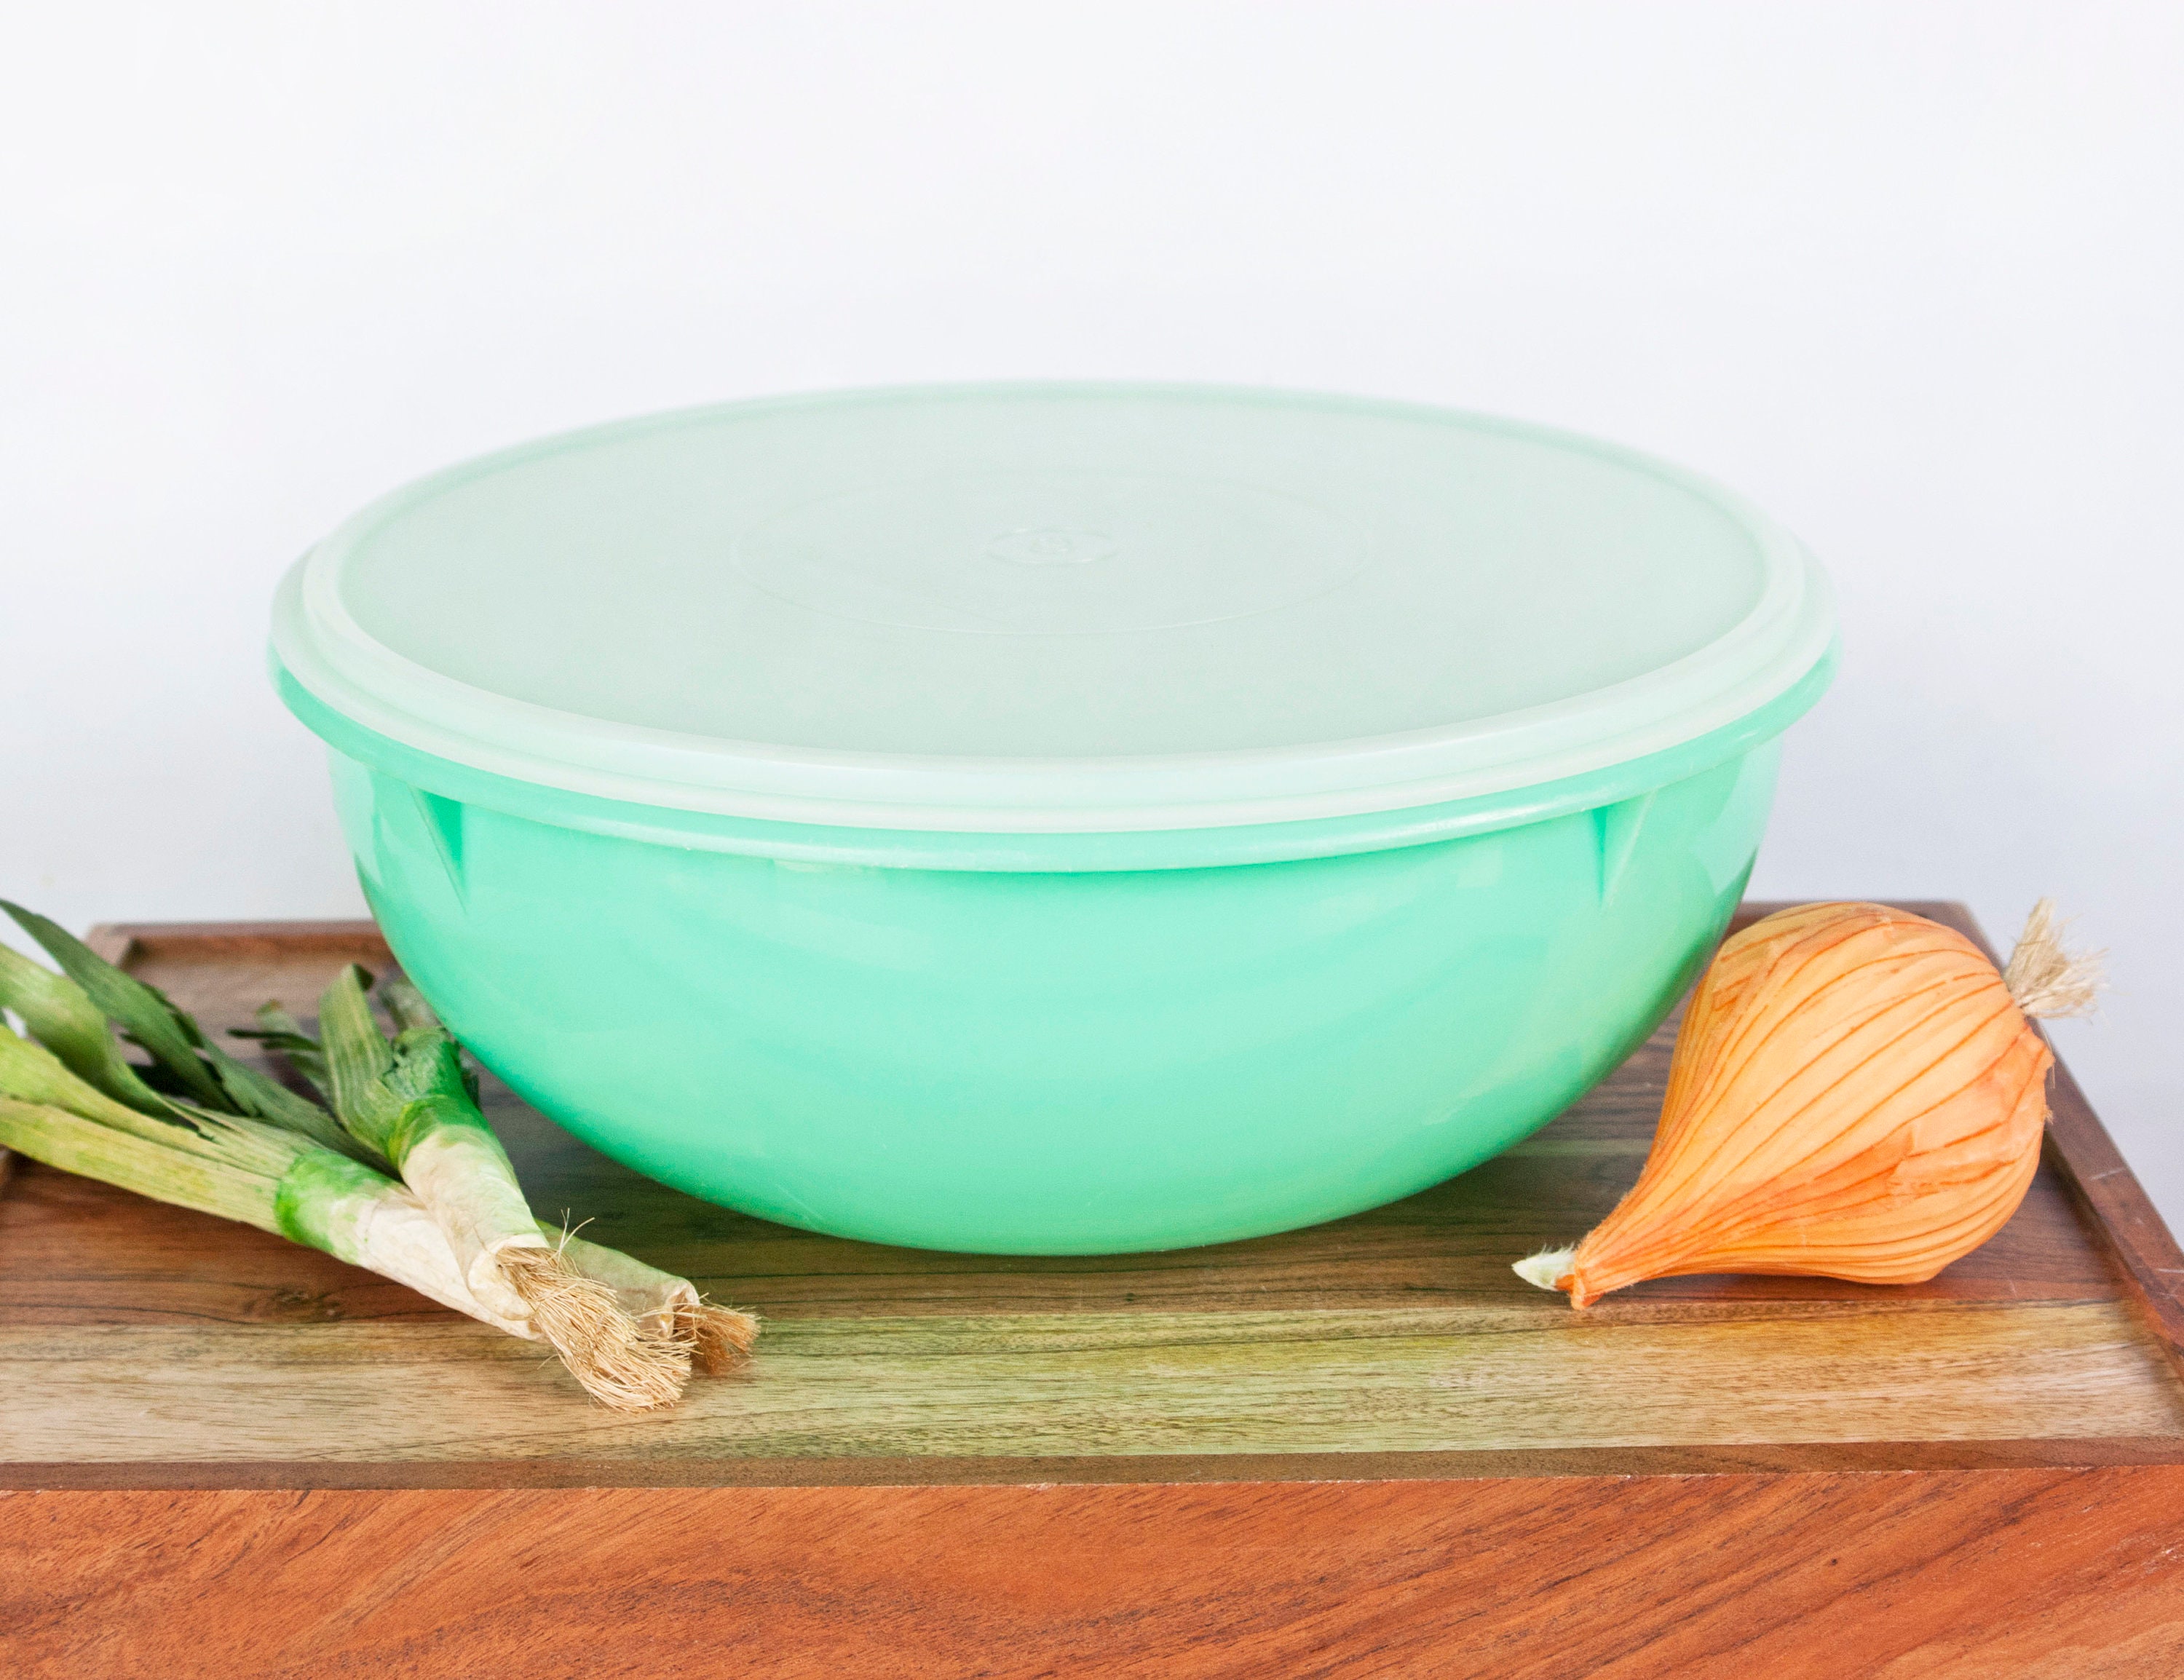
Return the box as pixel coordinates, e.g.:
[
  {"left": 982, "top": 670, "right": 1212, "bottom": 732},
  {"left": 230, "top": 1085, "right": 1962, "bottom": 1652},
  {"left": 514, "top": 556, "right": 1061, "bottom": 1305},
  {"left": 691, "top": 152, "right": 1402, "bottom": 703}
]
[
  {"left": 4, "top": 904, "right": 2182, "bottom": 1676},
  {"left": 8, "top": 1470, "right": 2184, "bottom": 1678}
]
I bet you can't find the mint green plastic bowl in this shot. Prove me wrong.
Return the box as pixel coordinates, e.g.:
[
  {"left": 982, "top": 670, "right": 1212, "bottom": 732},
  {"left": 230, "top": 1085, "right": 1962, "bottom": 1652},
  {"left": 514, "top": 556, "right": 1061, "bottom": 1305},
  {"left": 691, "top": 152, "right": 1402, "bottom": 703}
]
[{"left": 273, "top": 384, "right": 1835, "bottom": 1254}]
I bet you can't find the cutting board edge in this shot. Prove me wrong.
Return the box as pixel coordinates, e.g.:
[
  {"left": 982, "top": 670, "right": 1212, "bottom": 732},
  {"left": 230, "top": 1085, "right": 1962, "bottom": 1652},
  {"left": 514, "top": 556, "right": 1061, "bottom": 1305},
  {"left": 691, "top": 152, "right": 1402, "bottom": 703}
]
[{"left": 12, "top": 1434, "right": 2184, "bottom": 1491}]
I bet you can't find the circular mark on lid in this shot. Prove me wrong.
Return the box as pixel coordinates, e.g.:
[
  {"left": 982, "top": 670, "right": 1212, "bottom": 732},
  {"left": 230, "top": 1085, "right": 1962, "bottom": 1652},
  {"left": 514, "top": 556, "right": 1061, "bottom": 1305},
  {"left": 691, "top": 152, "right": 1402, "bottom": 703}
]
[
  {"left": 733, "top": 470, "right": 1364, "bottom": 635},
  {"left": 986, "top": 526, "right": 1117, "bottom": 566}
]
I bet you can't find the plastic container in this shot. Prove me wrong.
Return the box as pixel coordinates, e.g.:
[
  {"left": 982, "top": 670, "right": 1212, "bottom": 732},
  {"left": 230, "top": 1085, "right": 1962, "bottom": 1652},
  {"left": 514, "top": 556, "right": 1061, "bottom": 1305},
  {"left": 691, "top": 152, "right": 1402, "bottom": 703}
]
[{"left": 272, "top": 384, "right": 1836, "bottom": 1254}]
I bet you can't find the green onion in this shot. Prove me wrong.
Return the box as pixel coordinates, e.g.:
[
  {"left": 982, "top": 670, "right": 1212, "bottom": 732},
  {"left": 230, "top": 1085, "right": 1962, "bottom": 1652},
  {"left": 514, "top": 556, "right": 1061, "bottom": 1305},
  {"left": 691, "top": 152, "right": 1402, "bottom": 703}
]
[
  {"left": 0, "top": 904, "right": 373, "bottom": 1164},
  {"left": 0, "top": 1029, "right": 531, "bottom": 1332},
  {"left": 0, "top": 908, "right": 756, "bottom": 1405},
  {"left": 312, "top": 962, "right": 692, "bottom": 1406}
]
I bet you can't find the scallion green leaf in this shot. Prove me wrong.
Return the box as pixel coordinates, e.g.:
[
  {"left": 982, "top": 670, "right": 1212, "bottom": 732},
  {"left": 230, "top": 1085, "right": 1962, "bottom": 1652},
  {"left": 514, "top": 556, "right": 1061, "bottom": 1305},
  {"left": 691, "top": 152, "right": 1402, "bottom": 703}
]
[{"left": 1, "top": 903, "right": 226, "bottom": 1107}]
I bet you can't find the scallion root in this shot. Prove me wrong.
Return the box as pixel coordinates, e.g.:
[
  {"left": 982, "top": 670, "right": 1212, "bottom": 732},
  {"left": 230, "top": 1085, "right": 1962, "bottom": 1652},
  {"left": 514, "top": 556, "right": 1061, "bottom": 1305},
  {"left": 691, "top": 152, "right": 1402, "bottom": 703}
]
[
  {"left": 500, "top": 1244, "right": 691, "bottom": 1411},
  {"left": 684, "top": 1301, "right": 761, "bottom": 1374}
]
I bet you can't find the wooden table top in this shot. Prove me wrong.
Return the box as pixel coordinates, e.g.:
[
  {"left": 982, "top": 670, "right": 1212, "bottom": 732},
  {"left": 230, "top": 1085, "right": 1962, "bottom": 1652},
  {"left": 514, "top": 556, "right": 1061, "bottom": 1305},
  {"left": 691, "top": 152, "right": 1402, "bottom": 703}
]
[{"left": 7, "top": 903, "right": 2183, "bottom": 1677}]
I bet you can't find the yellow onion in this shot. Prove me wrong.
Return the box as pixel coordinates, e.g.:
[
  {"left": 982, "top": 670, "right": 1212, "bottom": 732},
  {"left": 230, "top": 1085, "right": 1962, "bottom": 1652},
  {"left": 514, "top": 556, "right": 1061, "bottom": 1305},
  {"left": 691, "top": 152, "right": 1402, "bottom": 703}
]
[{"left": 1516, "top": 900, "right": 2100, "bottom": 1307}]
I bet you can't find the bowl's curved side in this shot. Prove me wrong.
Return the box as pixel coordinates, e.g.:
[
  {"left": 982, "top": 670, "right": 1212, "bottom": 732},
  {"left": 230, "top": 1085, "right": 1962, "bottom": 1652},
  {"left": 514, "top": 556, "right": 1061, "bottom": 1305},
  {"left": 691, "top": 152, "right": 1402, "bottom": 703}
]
[{"left": 325, "top": 742, "right": 1780, "bottom": 1254}]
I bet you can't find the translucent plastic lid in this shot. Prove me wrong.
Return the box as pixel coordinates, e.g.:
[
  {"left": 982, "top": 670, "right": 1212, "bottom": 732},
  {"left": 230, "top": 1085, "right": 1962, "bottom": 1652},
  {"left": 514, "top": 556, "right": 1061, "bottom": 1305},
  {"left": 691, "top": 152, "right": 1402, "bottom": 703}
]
[{"left": 273, "top": 384, "right": 1835, "bottom": 834}]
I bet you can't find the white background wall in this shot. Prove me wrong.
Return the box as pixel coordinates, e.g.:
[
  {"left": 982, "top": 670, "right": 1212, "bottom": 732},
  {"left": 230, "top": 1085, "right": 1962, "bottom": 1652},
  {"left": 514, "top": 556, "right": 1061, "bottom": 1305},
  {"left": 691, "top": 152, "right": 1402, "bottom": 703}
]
[{"left": 5, "top": 5, "right": 2180, "bottom": 1217}]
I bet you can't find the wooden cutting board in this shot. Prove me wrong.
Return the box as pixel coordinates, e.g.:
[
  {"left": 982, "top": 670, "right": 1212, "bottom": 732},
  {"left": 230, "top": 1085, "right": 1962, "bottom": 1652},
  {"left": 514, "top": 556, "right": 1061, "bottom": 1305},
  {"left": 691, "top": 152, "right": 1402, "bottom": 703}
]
[{"left": 4, "top": 903, "right": 2183, "bottom": 1677}]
